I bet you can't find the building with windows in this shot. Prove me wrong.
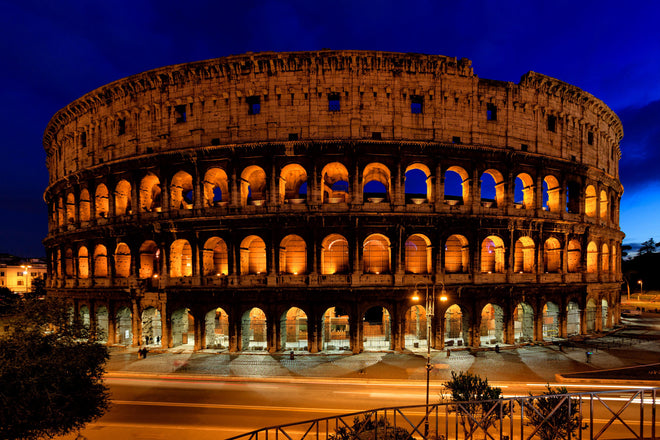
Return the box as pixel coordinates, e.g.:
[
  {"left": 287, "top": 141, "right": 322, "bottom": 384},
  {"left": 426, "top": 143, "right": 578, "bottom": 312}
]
[
  {"left": 43, "top": 50, "right": 623, "bottom": 352},
  {"left": 0, "top": 256, "right": 47, "bottom": 294}
]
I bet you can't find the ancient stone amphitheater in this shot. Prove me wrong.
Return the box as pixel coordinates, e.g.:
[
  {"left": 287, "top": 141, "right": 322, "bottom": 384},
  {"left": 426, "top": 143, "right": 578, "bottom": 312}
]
[{"left": 43, "top": 50, "right": 624, "bottom": 353}]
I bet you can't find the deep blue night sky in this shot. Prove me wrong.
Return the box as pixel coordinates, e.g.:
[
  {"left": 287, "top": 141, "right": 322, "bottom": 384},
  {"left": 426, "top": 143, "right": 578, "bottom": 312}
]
[{"left": 1, "top": 0, "right": 659, "bottom": 257}]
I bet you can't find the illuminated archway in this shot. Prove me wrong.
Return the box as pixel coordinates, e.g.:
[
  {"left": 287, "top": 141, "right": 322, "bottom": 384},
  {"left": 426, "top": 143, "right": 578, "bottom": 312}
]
[
  {"left": 203, "top": 167, "right": 230, "bottom": 207},
  {"left": 480, "top": 169, "right": 504, "bottom": 207},
  {"left": 513, "top": 237, "right": 535, "bottom": 273},
  {"left": 240, "top": 165, "right": 267, "bottom": 206},
  {"left": 77, "top": 246, "right": 89, "bottom": 279},
  {"left": 93, "top": 244, "right": 108, "bottom": 278},
  {"left": 405, "top": 163, "right": 432, "bottom": 203},
  {"left": 139, "top": 173, "right": 161, "bottom": 212},
  {"left": 586, "top": 241, "right": 598, "bottom": 273},
  {"left": 114, "top": 179, "right": 132, "bottom": 215},
  {"left": 280, "top": 164, "right": 307, "bottom": 204},
  {"left": 95, "top": 184, "right": 109, "bottom": 218},
  {"left": 514, "top": 302, "right": 534, "bottom": 343},
  {"left": 480, "top": 304, "right": 504, "bottom": 345},
  {"left": 514, "top": 173, "right": 534, "bottom": 209},
  {"left": 544, "top": 237, "right": 561, "bottom": 273},
  {"left": 542, "top": 302, "right": 559, "bottom": 339},
  {"left": 405, "top": 234, "right": 431, "bottom": 274},
  {"left": 205, "top": 307, "right": 229, "bottom": 349},
  {"left": 567, "top": 301, "right": 580, "bottom": 336},
  {"left": 142, "top": 307, "right": 162, "bottom": 346},
  {"left": 321, "top": 162, "right": 349, "bottom": 203},
  {"left": 362, "top": 306, "right": 391, "bottom": 351},
  {"left": 543, "top": 175, "right": 560, "bottom": 212},
  {"left": 240, "top": 236, "right": 267, "bottom": 274},
  {"left": 567, "top": 240, "right": 581, "bottom": 272},
  {"left": 139, "top": 240, "right": 160, "bottom": 278},
  {"left": 363, "top": 234, "right": 390, "bottom": 274},
  {"left": 403, "top": 305, "right": 428, "bottom": 350},
  {"left": 170, "top": 239, "right": 192, "bottom": 277},
  {"left": 115, "top": 307, "right": 132, "bottom": 345},
  {"left": 114, "top": 243, "right": 131, "bottom": 278},
  {"left": 241, "top": 307, "right": 267, "bottom": 351},
  {"left": 481, "top": 236, "right": 505, "bottom": 273},
  {"left": 170, "top": 171, "right": 193, "bottom": 210},
  {"left": 280, "top": 307, "right": 308, "bottom": 351},
  {"left": 79, "top": 188, "right": 91, "bottom": 221},
  {"left": 444, "top": 166, "right": 469, "bottom": 205},
  {"left": 203, "top": 237, "right": 229, "bottom": 276},
  {"left": 279, "top": 235, "right": 307, "bottom": 274},
  {"left": 445, "top": 235, "right": 469, "bottom": 273},
  {"left": 172, "top": 308, "right": 194, "bottom": 347},
  {"left": 444, "top": 304, "right": 468, "bottom": 347},
  {"left": 363, "top": 162, "right": 391, "bottom": 202},
  {"left": 321, "top": 307, "right": 350, "bottom": 352},
  {"left": 585, "top": 185, "right": 597, "bottom": 217},
  {"left": 321, "top": 234, "right": 349, "bottom": 274}
]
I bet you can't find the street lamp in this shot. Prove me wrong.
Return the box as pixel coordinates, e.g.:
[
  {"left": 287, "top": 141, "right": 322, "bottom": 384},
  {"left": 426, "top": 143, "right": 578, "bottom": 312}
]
[
  {"left": 638, "top": 279, "right": 643, "bottom": 296},
  {"left": 413, "top": 280, "right": 447, "bottom": 438},
  {"left": 20, "top": 264, "right": 32, "bottom": 294}
]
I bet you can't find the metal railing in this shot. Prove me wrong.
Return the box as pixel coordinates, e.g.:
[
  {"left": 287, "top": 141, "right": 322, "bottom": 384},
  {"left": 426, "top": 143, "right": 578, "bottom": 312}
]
[{"left": 227, "top": 388, "right": 658, "bottom": 440}]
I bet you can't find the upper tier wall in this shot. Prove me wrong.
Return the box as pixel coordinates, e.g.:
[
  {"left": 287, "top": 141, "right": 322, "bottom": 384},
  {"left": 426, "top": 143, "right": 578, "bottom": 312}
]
[{"left": 43, "top": 50, "right": 623, "bottom": 186}]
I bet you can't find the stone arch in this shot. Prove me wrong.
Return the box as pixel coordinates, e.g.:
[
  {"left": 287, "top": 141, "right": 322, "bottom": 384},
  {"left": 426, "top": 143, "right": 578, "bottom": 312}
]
[
  {"left": 240, "top": 235, "right": 266, "bottom": 275},
  {"left": 586, "top": 241, "right": 598, "bottom": 273},
  {"left": 279, "top": 163, "right": 307, "bottom": 204},
  {"left": 203, "top": 167, "right": 230, "bottom": 207},
  {"left": 321, "top": 307, "right": 350, "bottom": 351},
  {"left": 241, "top": 307, "right": 267, "bottom": 351},
  {"left": 585, "top": 185, "right": 597, "bottom": 217},
  {"left": 279, "top": 234, "right": 306, "bottom": 274},
  {"left": 321, "top": 162, "right": 350, "bottom": 203},
  {"left": 403, "top": 305, "right": 428, "bottom": 350},
  {"left": 170, "top": 239, "right": 192, "bottom": 277},
  {"left": 79, "top": 188, "right": 91, "bottom": 222},
  {"left": 514, "top": 236, "right": 535, "bottom": 273},
  {"left": 363, "top": 233, "right": 390, "bottom": 274},
  {"left": 141, "top": 307, "right": 162, "bottom": 346},
  {"left": 78, "top": 246, "right": 89, "bottom": 279},
  {"left": 203, "top": 237, "right": 229, "bottom": 276},
  {"left": 444, "top": 166, "right": 470, "bottom": 205},
  {"left": 405, "top": 163, "right": 432, "bottom": 203},
  {"left": 116, "top": 306, "right": 132, "bottom": 345},
  {"left": 542, "top": 302, "right": 560, "bottom": 339},
  {"left": 114, "top": 179, "right": 132, "bottom": 215},
  {"left": 601, "top": 243, "right": 610, "bottom": 273},
  {"left": 514, "top": 173, "right": 534, "bottom": 209},
  {"left": 567, "top": 240, "right": 581, "bottom": 272},
  {"left": 93, "top": 244, "right": 108, "bottom": 278},
  {"left": 586, "top": 299, "right": 597, "bottom": 333},
  {"left": 95, "top": 184, "right": 109, "bottom": 218},
  {"left": 171, "top": 308, "right": 194, "bottom": 347},
  {"left": 444, "top": 304, "right": 469, "bottom": 347},
  {"left": 170, "top": 170, "right": 193, "bottom": 210},
  {"left": 600, "top": 190, "right": 608, "bottom": 220},
  {"left": 405, "top": 234, "right": 431, "bottom": 274},
  {"left": 513, "top": 302, "right": 534, "bottom": 343},
  {"left": 481, "top": 235, "right": 505, "bottom": 273},
  {"left": 205, "top": 307, "right": 229, "bottom": 349},
  {"left": 544, "top": 237, "right": 562, "bottom": 273},
  {"left": 139, "top": 240, "right": 160, "bottom": 278},
  {"left": 321, "top": 234, "right": 349, "bottom": 274},
  {"left": 543, "top": 175, "right": 561, "bottom": 212},
  {"left": 57, "top": 197, "right": 65, "bottom": 227},
  {"left": 362, "top": 306, "right": 391, "bottom": 351},
  {"left": 240, "top": 165, "right": 267, "bottom": 206},
  {"left": 280, "top": 307, "right": 308, "bottom": 351},
  {"left": 66, "top": 193, "right": 76, "bottom": 224},
  {"left": 567, "top": 301, "right": 580, "bottom": 336},
  {"left": 139, "top": 173, "right": 161, "bottom": 212},
  {"left": 480, "top": 169, "right": 504, "bottom": 207},
  {"left": 480, "top": 303, "right": 504, "bottom": 346},
  {"left": 96, "top": 306, "right": 109, "bottom": 342},
  {"left": 64, "top": 248, "right": 74, "bottom": 277},
  {"left": 79, "top": 305, "right": 90, "bottom": 329},
  {"left": 114, "top": 242, "right": 131, "bottom": 278},
  {"left": 363, "top": 162, "right": 391, "bottom": 202},
  {"left": 445, "top": 234, "right": 469, "bottom": 273},
  {"left": 601, "top": 299, "right": 609, "bottom": 330}
]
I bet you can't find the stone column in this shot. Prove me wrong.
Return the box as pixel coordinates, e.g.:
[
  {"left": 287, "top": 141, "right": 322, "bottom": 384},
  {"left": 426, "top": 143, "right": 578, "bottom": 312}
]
[
  {"left": 106, "top": 302, "right": 117, "bottom": 345},
  {"left": 161, "top": 303, "right": 172, "bottom": 348},
  {"left": 132, "top": 300, "right": 141, "bottom": 347}
]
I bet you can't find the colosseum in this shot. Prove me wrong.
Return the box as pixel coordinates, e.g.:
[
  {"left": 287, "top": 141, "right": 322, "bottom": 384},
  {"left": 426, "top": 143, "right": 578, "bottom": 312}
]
[{"left": 43, "top": 50, "right": 624, "bottom": 354}]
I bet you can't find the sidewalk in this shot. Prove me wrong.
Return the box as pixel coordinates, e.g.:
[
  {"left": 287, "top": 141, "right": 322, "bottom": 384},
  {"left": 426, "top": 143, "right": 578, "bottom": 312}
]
[{"left": 105, "top": 325, "right": 660, "bottom": 386}]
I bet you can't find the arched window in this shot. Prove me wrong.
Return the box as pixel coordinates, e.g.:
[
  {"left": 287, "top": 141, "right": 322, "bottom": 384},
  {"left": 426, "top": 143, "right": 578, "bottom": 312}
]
[
  {"left": 78, "top": 246, "right": 89, "bottom": 279},
  {"left": 170, "top": 239, "right": 192, "bottom": 277},
  {"left": 240, "top": 165, "right": 267, "bottom": 206},
  {"left": 93, "top": 244, "right": 108, "bottom": 278},
  {"left": 444, "top": 166, "right": 469, "bottom": 205},
  {"left": 543, "top": 175, "right": 561, "bottom": 212},
  {"left": 601, "top": 243, "right": 610, "bottom": 273},
  {"left": 513, "top": 237, "right": 535, "bottom": 273},
  {"left": 95, "top": 184, "right": 109, "bottom": 219},
  {"left": 481, "top": 236, "right": 505, "bottom": 273},
  {"left": 279, "top": 235, "right": 307, "bottom": 274},
  {"left": 57, "top": 197, "right": 65, "bottom": 227},
  {"left": 114, "top": 179, "right": 132, "bottom": 216},
  {"left": 445, "top": 235, "right": 469, "bottom": 273},
  {"left": 405, "top": 234, "right": 431, "bottom": 274},
  {"left": 480, "top": 169, "right": 504, "bottom": 207},
  {"left": 202, "top": 237, "right": 228, "bottom": 276},
  {"left": 405, "top": 164, "right": 432, "bottom": 203},
  {"left": 203, "top": 167, "right": 229, "bottom": 207},
  {"left": 65, "top": 248, "right": 74, "bottom": 277},
  {"left": 66, "top": 193, "right": 76, "bottom": 224},
  {"left": 586, "top": 241, "right": 598, "bottom": 273},
  {"left": 544, "top": 237, "right": 561, "bottom": 272},
  {"left": 585, "top": 185, "right": 597, "bottom": 217},
  {"left": 363, "top": 234, "right": 390, "bottom": 274},
  {"left": 170, "top": 171, "right": 194, "bottom": 210},
  {"left": 600, "top": 190, "right": 608, "bottom": 220},
  {"left": 321, "top": 162, "right": 349, "bottom": 203},
  {"left": 514, "top": 173, "right": 534, "bottom": 209},
  {"left": 139, "top": 240, "right": 160, "bottom": 278},
  {"left": 79, "top": 189, "right": 91, "bottom": 222},
  {"left": 567, "top": 240, "right": 581, "bottom": 272},
  {"left": 279, "top": 164, "right": 307, "bottom": 204},
  {"left": 240, "top": 236, "right": 266, "bottom": 274},
  {"left": 139, "top": 173, "right": 161, "bottom": 212},
  {"left": 363, "top": 163, "right": 391, "bottom": 202},
  {"left": 114, "top": 243, "right": 131, "bottom": 278},
  {"left": 321, "top": 234, "right": 349, "bottom": 274}
]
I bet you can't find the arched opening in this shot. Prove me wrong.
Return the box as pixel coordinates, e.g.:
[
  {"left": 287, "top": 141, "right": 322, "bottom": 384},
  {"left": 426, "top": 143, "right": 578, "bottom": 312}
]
[
  {"left": 139, "top": 173, "right": 161, "bottom": 212},
  {"left": 116, "top": 307, "right": 132, "bottom": 345},
  {"left": 585, "top": 185, "right": 597, "bottom": 217},
  {"left": 142, "top": 307, "right": 162, "bottom": 346},
  {"left": 567, "top": 301, "right": 580, "bottom": 336},
  {"left": 444, "top": 166, "right": 469, "bottom": 205},
  {"left": 66, "top": 193, "right": 76, "bottom": 224},
  {"left": 93, "top": 245, "right": 108, "bottom": 278},
  {"left": 64, "top": 248, "right": 74, "bottom": 277},
  {"left": 241, "top": 307, "right": 267, "bottom": 351},
  {"left": 95, "top": 184, "right": 109, "bottom": 218},
  {"left": 79, "top": 305, "right": 90, "bottom": 329},
  {"left": 279, "top": 235, "right": 306, "bottom": 274},
  {"left": 79, "top": 189, "right": 91, "bottom": 222},
  {"left": 514, "top": 303, "right": 534, "bottom": 343},
  {"left": 601, "top": 243, "right": 610, "bottom": 273},
  {"left": 543, "top": 175, "right": 561, "bottom": 212},
  {"left": 480, "top": 169, "right": 504, "bottom": 207},
  {"left": 240, "top": 236, "right": 267, "bottom": 275},
  {"left": 114, "top": 243, "right": 131, "bottom": 278},
  {"left": 321, "top": 307, "right": 350, "bottom": 352},
  {"left": 405, "top": 164, "right": 431, "bottom": 204},
  {"left": 56, "top": 197, "right": 64, "bottom": 227},
  {"left": 114, "top": 179, "right": 132, "bottom": 215},
  {"left": 203, "top": 167, "right": 229, "bottom": 207},
  {"left": 444, "top": 304, "right": 468, "bottom": 347},
  {"left": 567, "top": 240, "right": 581, "bottom": 272},
  {"left": 601, "top": 299, "right": 609, "bottom": 330},
  {"left": 172, "top": 308, "right": 194, "bottom": 347},
  {"left": 514, "top": 237, "right": 535, "bottom": 273},
  {"left": 480, "top": 304, "right": 504, "bottom": 346},
  {"left": 363, "top": 163, "right": 390, "bottom": 202},
  {"left": 514, "top": 173, "right": 534, "bottom": 209},
  {"left": 170, "top": 239, "right": 192, "bottom": 277},
  {"left": 544, "top": 237, "right": 561, "bottom": 273},
  {"left": 96, "top": 306, "right": 108, "bottom": 342},
  {"left": 240, "top": 165, "right": 267, "bottom": 206},
  {"left": 321, "top": 234, "right": 349, "bottom": 274},
  {"left": 321, "top": 162, "right": 350, "bottom": 204},
  {"left": 280, "top": 307, "right": 308, "bottom": 351},
  {"left": 542, "top": 302, "right": 559, "bottom": 339},
  {"left": 566, "top": 181, "right": 580, "bottom": 214},
  {"left": 78, "top": 247, "right": 89, "bottom": 279},
  {"left": 55, "top": 250, "right": 62, "bottom": 278},
  {"left": 599, "top": 190, "right": 608, "bottom": 220},
  {"left": 280, "top": 164, "right": 307, "bottom": 204},
  {"left": 170, "top": 171, "right": 194, "bottom": 210},
  {"left": 585, "top": 299, "right": 597, "bottom": 333},
  {"left": 404, "top": 305, "right": 428, "bottom": 350},
  {"left": 203, "top": 237, "right": 229, "bottom": 276},
  {"left": 362, "top": 306, "right": 391, "bottom": 351},
  {"left": 363, "top": 234, "right": 390, "bottom": 274},
  {"left": 445, "top": 235, "right": 469, "bottom": 273},
  {"left": 586, "top": 241, "right": 598, "bottom": 273},
  {"left": 205, "top": 307, "right": 229, "bottom": 349},
  {"left": 481, "top": 236, "right": 505, "bottom": 273},
  {"left": 139, "top": 241, "right": 160, "bottom": 278},
  {"left": 405, "top": 234, "right": 431, "bottom": 274}
]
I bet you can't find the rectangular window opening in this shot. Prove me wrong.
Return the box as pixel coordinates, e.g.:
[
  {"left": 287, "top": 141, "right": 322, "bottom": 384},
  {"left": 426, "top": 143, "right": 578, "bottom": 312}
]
[
  {"left": 547, "top": 115, "right": 557, "bottom": 132},
  {"left": 411, "top": 95, "right": 423, "bottom": 114},
  {"left": 521, "top": 144, "right": 528, "bottom": 152},
  {"left": 288, "top": 133, "right": 299, "bottom": 141},
  {"left": 588, "top": 131, "right": 594, "bottom": 145},
  {"left": 211, "top": 138, "right": 220, "bottom": 146},
  {"left": 328, "top": 93, "right": 341, "bottom": 112},
  {"left": 452, "top": 136, "right": 461, "bottom": 144},
  {"left": 247, "top": 96, "right": 261, "bottom": 115},
  {"left": 118, "top": 118, "right": 126, "bottom": 135},
  {"left": 174, "top": 105, "right": 187, "bottom": 123},
  {"left": 81, "top": 132, "right": 87, "bottom": 148},
  {"left": 371, "top": 132, "right": 382, "bottom": 140},
  {"left": 486, "top": 103, "right": 497, "bottom": 121}
]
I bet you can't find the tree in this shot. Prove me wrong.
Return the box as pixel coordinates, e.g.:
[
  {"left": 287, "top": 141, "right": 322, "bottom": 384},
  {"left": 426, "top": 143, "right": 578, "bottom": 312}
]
[
  {"left": 0, "top": 287, "right": 19, "bottom": 315},
  {"left": 443, "top": 371, "right": 506, "bottom": 439},
  {"left": 0, "top": 297, "right": 110, "bottom": 440},
  {"left": 328, "top": 414, "right": 412, "bottom": 440},
  {"left": 638, "top": 238, "right": 657, "bottom": 255},
  {"left": 525, "top": 386, "right": 581, "bottom": 440}
]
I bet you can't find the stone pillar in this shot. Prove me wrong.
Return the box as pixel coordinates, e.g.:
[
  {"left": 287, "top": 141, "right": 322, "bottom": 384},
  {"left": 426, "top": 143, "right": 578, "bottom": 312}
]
[
  {"left": 132, "top": 300, "right": 141, "bottom": 347},
  {"left": 308, "top": 312, "right": 319, "bottom": 354},
  {"left": 194, "top": 311, "right": 205, "bottom": 351},
  {"left": 533, "top": 307, "right": 544, "bottom": 342},
  {"left": 269, "top": 161, "right": 279, "bottom": 206},
  {"left": 435, "top": 163, "right": 444, "bottom": 209},
  {"left": 107, "top": 302, "right": 117, "bottom": 345},
  {"left": 559, "top": 310, "right": 568, "bottom": 339},
  {"left": 470, "top": 312, "right": 481, "bottom": 348},
  {"left": 352, "top": 161, "right": 362, "bottom": 205},
  {"left": 268, "top": 312, "right": 278, "bottom": 353},
  {"left": 535, "top": 173, "right": 544, "bottom": 212},
  {"left": 351, "top": 308, "right": 362, "bottom": 354},
  {"left": 503, "top": 307, "right": 515, "bottom": 344},
  {"left": 162, "top": 303, "right": 172, "bottom": 348},
  {"left": 393, "top": 161, "right": 404, "bottom": 206},
  {"left": 228, "top": 311, "right": 239, "bottom": 352}
]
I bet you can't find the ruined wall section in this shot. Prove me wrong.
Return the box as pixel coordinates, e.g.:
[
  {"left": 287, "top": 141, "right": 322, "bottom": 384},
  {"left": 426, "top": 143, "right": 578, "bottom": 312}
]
[{"left": 44, "top": 50, "right": 622, "bottom": 189}]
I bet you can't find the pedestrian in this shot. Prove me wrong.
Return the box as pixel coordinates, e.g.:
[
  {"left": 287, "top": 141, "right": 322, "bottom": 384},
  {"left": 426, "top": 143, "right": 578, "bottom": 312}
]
[
  {"left": 143, "top": 347, "right": 148, "bottom": 358},
  {"left": 137, "top": 347, "right": 144, "bottom": 359},
  {"left": 289, "top": 350, "right": 294, "bottom": 360},
  {"left": 586, "top": 351, "right": 592, "bottom": 363},
  {"left": 495, "top": 344, "right": 500, "bottom": 353},
  {"left": 446, "top": 349, "right": 451, "bottom": 357}
]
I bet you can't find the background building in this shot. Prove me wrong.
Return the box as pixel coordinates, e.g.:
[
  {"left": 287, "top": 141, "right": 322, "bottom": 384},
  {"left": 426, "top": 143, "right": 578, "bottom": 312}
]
[
  {"left": 0, "top": 255, "right": 47, "bottom": 294},
  {"left": 43, "top": 50, "right": 624, "bottom": 353}
]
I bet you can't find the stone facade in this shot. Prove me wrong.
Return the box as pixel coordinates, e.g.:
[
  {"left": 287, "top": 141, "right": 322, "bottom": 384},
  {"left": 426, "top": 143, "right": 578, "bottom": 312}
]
[{"left": 43, "top": 50, "right": 624, "bottom": 353}]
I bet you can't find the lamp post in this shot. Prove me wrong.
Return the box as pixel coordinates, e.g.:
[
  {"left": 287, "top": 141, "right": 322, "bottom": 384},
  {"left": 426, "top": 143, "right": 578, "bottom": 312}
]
[
  {"left": 20, "top": 264, "right": 32, "bottom": 294},
  {"left": 412, "top": 280, "right": 446, "bottom": 438},
  {"left": 638, "top": 279, "right": 643, "bottom": 298}
]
